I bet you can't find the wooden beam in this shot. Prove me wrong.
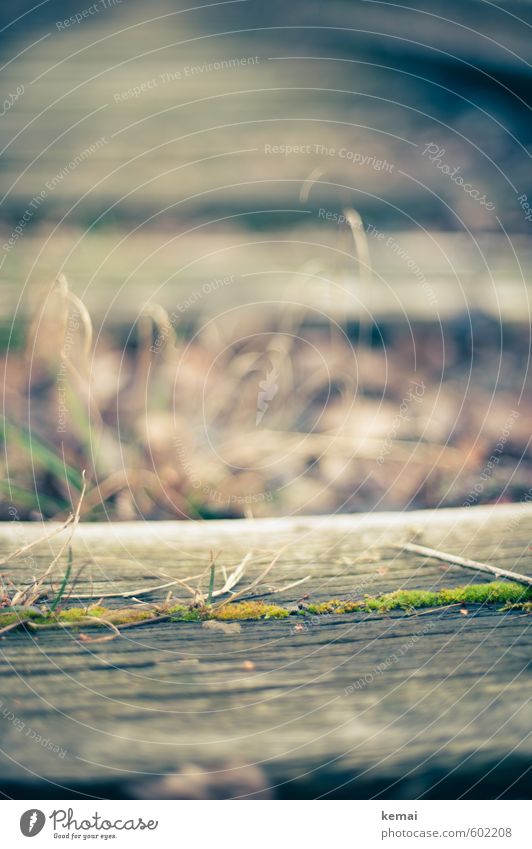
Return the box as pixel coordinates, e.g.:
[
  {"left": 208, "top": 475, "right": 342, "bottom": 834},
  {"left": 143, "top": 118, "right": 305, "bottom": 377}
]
[{"left": 0, "top": 504, "right": 530, "bottom": 798}]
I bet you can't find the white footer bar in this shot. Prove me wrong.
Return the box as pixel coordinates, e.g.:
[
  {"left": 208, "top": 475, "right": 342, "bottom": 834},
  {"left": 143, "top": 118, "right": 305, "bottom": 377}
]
[{"left": 3, "top": 799, "right": 530, "bottom": 848}]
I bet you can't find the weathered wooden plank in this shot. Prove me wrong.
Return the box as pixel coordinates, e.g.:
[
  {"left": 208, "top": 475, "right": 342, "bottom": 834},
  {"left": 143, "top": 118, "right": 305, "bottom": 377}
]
[
  {"left": 0, "top": 504, "right": 531, "bottom": 798},
  {"left": 2, "top": 4, "right": 532, "bottom": 332},
  {"left": 1, "top": 1, "right": 529, "bottom": 229},
  {"left": 2, "top": 230, "right": 532, "bottom": 327}
]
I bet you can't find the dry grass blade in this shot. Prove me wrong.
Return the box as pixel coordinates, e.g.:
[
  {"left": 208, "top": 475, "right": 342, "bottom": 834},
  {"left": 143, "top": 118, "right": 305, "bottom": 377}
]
[
  {"left": 265, "top": 575, "right": 311, "bottom": 595},
  {"left": 212, "top": 551, "right": 253, "bottom": 597},
  {"left": 118, "top": 614, "right": 172, "bottom": 630},
  {"left": 10, "top": 472, "right": 87, "bottom": 607},
  {"left": 77, "top": 616, "right": 121, "bottom": 643},
  {"left": 0, "top": 514, "right": 75, "bottom": 569},
  {"left": 212, "top": 546, "right": 289, "bottom": 609},
  {"left": 158, "top": 572, "right": 203, "bottom": 600},
  {"left": 72, "top": 580, "right": 189, "bottom": 601},
  {"left": 345, "top": 207, "right": 372, "bottom": 287},
  {"left": 64, "top": 291, "right": 93, "bottom": 366},
  {"left": 299, "top": 165, "right": 324, "bottom": 203},
  {"left": 236, "top": 574, "right": 311, "bottom": 601},
  {"left": 53, "top": 274, "right": 93, "bottom": 368}
]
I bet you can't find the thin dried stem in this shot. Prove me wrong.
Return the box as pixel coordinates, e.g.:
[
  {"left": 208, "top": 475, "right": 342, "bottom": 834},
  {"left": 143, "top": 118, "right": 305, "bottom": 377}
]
[
  {"left": 395, "top": 541, "right": 532, "bottom": 587},
  {"left": 0, "top": 514, "right": 75, "bottom": 568},
  {"left": 212, "top": 552, "right": 253, "bottom": 597},
  {"left": 72, "top": 579, "right": 193, "bottom": 601},
  {"left": 266, "top": 575, "right": 311, "bottom": 595},
  {"left": 77, "top": 616, "right": 121, "bottom": 643},
  {"left": 299, "top": 166, "right": 324, "bottom": 203},
  {"left": 212, "top": 546, "right": 289, "bottom": 609},
  {"left": 63, "top": 288, "right": 93, "bottom": 366},
  {"left": 118, "top": 613, "right": 172, "bottom": 630},
  {"left": 0, "top": 619, "right": 24, "bottom": 636},
  {"left": 345, "top": 208, "right": 372, "bottom": 287},
  {"left": 11, "top": 472, "right": 87, "bottom": 606}
]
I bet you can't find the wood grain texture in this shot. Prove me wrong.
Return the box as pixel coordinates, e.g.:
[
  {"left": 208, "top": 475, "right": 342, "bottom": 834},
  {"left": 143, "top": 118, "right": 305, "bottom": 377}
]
[{"left": 0, "top": 503, "right": 531, "bottom": 799}]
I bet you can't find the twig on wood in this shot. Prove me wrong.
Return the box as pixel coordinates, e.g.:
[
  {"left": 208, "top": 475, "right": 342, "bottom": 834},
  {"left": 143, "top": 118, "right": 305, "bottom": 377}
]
[{"left": 395, "top": 541, "right": 532, "bottom": 587}]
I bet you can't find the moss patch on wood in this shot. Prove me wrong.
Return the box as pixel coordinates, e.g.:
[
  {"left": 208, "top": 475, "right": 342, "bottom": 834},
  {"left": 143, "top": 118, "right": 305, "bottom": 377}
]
[
  {"left": 0, "top": 581, "right": 530, "bottom": 635},
  {"left": 210, "top": 601, "right": 291, "bottom": 620}
]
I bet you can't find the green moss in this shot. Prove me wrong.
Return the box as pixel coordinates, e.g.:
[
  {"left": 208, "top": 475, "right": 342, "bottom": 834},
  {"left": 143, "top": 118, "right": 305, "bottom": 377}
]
[
  {"left": 1, "top": 580, "right": 529, "bottom": 635},
  {"left": 306, "top": 599, "right": 363, "bottom": 615},
  {"left": 167, "top": 600, "right": 290, "bottom": 621},
  {"left": 213, "top": 601, "right": 290, "bottom": 620},
  {"left": 87, "top": 606, "right": 108, "bottom": 618},
  {"left": 57, "top": 607, "right": 91, "bottom": 622},
  {"left": 0, "top": 610, "right": 37, "bottom": 627},
  {"left": 168, "top": 604, "right": 203, "bottom": 621},
  {"left": 304, "top": 582, "right": 530, "bottom": 616},
  {"left": 359, "top": 581, "right": 530, "bottom": 613},
  {"left": 55, "top": 606, "right": 151, "bottom": 626},
  {"left": 106, "top": 609, "right": 152, "bottom": 625}
]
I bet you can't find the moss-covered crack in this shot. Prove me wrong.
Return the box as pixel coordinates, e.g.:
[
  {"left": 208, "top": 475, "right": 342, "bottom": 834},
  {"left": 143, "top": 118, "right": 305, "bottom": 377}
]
[{"left": 0, "top": 581, "right": 530, "bottom": 635}]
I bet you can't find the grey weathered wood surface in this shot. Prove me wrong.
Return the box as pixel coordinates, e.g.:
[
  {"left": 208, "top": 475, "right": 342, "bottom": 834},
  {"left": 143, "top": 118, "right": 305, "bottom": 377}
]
[
  {"left": 0, "top": 504, "right": 531, "bottom": 799},
  {"left": 2, "top": 0, "right": 532, "bottom": 329}
]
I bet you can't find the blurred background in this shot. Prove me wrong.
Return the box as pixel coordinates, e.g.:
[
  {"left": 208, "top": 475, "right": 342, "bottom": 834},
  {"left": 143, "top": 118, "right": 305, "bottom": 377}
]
[{"left": 1, "top": 0, "right": 532, "bottom": 521}]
